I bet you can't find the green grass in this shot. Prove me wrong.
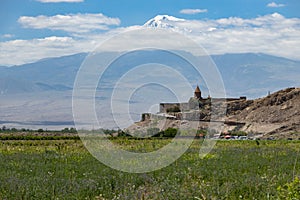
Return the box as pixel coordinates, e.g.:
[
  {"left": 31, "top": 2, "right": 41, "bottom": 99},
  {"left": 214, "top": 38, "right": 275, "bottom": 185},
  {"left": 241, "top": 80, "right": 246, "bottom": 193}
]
[{"left": 0, "top": 138, "right": 299, "bottom": 199}]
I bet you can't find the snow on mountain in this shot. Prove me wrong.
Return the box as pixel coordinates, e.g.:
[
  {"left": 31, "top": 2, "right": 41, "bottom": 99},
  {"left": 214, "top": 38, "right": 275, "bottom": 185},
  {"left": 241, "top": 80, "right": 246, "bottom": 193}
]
[{"left": 144, "top": 15, "right": 191, "bottom": 32}]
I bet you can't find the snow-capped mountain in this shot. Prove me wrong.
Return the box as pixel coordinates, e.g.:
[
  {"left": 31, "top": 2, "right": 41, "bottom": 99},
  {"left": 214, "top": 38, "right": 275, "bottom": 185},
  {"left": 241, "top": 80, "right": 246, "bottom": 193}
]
[{"left": 144, "top": 15, "right": 191, "bottom": 32}]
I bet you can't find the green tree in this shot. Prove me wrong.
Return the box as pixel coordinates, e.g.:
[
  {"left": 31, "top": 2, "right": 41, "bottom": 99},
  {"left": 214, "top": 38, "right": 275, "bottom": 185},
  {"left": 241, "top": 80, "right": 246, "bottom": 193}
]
[
  {"left": 62, "top": 128, "right": 69, "bottom": 132},
  {"left": 163, "top": 128, "right": 178, "bottom": 138},
  {"left": 1, "top": 126, "right": 6, "bottom": 131},
  {"left": 37, "top": 128, "right": 44, "bottom": 133}
]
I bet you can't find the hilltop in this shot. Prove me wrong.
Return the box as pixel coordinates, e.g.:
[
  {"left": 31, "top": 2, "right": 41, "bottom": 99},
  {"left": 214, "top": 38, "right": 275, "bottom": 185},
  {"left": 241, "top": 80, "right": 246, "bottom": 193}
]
[{"left": 127, "top": 87, "right": 300, "bottom": 139}]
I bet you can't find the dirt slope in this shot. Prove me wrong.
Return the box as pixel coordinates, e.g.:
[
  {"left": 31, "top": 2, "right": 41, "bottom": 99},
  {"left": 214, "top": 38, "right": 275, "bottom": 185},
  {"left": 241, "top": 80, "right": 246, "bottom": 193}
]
[{"left": 227, "top": 87, "right": 300, "bottom": 138}]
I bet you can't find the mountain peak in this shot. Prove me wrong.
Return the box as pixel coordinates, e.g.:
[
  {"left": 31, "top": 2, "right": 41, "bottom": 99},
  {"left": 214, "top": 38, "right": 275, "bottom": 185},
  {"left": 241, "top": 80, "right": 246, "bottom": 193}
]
[
  {"left": 152, "top": 15, "right": 185, "bottom": 22},
  {"left": 144, "top": 15, "right": 185, "bottom": 28}
]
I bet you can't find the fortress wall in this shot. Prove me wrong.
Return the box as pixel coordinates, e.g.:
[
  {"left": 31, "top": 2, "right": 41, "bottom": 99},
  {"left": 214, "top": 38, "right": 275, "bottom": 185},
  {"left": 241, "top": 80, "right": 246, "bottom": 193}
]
[
  {"left": 159, "top": 103, "right": 181, "bottom": 113},
  {"left": 180, "top": 103, "right": 190, "bottom": 111},
  {"left": 160, "top": 97, "right": 246, "bottom": 113},
  {"left": 159, "top": 102, "right": 190, "bottom": 113}
]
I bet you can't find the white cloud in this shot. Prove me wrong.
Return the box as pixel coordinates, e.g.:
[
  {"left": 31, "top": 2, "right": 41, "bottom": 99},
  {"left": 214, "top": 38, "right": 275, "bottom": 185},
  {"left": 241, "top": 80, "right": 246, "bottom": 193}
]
[
  {"left": 0, "top": 36, "right": 78, "bottom": 66},
  {"left": 36, "top": 0, "right": 84, "bottom": 3},
  {"left": 180, "top": 9, "right": 208, "bottom": 15},
  {"left": 267, "top": 2, "right": 286, "bottom": 8},
  {"left": 0, "top": 27, "right": 134, "bottom": 66},
  {"left": 171, "top": 13, "right": 300, "bottom": 60},
  {"left": 18, "top": 13, "right": 121, "bottom": 34},
  {"left": 1, "top": 13, "right": 300, "bottom": 66},
  {"left": 1, "top": 34, "right": 14, "bottom": 38}
]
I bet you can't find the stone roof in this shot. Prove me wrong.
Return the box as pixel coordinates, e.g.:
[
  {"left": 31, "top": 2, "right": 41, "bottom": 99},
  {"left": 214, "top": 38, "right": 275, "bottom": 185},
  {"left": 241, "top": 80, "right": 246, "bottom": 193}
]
[{"left": 195, "top": 85, "right": 201, "bottom": 93}]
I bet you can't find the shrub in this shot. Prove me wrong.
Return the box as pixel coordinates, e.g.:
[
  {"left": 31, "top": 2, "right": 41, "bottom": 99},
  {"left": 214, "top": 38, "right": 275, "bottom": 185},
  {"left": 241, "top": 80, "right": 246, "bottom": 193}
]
[
  {"left": 69, "top": 127, "right": 77, "bottom": 133},
  {"left": 11, "top": 128, "right": 17, "bottom": 132},
  {"left": 196, "top": 129, "right": 207, "bottom": 138},
  {"left": 150, "top": 128, "right": 179, "bottom": 138},
  {"left": 62, "top": 128, "right": 69, "bottom": 132},
  {"left": 231, "top": 131, "right": 247, "bottom": 136},
  {"left": 277, "top": 177, "right": 300, "bottom": 199},
  {"left": 117, "top": 130, "right": 132, "bottom": 137},
  {"left": 163, "top": 128, "right": 178, "bottom": 138}
]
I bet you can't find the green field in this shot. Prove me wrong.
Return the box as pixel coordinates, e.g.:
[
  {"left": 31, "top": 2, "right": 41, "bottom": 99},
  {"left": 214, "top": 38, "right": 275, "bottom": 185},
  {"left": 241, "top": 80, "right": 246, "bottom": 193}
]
[{"left": 0, "top": 135, "right": 299, "bottom": 199}]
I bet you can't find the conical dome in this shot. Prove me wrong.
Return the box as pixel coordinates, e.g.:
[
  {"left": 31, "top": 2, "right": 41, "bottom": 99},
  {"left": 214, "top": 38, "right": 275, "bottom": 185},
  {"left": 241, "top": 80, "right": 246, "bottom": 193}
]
[
  {"left": 195, "top": 85, "right": 201, "bottom": 93},
  {"left": 194, "top": 85, "right": 202, "bottom": 99}
]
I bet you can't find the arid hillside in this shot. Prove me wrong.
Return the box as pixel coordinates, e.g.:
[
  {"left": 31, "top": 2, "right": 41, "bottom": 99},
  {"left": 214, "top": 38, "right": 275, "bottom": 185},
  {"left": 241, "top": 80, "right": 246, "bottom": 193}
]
[
  {"left": 227, "top": 87, "right": 300, "bottom": 138},
  {"left": 127, "top": 87, "right": 300, "bottom": 139}
]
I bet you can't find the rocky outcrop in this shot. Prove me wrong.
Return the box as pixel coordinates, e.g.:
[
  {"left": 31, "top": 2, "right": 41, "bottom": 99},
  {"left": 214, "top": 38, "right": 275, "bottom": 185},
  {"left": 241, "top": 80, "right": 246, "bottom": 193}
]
[{"left": 227, "top": 87, "right": 300, "bottom": 138}]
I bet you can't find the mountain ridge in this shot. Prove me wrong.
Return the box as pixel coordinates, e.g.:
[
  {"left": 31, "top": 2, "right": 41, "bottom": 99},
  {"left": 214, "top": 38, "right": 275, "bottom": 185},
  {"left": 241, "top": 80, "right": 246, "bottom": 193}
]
[
  {"left": 0, "top": 51, "right": 299, "bottom": 130},
  {"left": 1, "top": 51, "right": 299, "bottom": 97}
]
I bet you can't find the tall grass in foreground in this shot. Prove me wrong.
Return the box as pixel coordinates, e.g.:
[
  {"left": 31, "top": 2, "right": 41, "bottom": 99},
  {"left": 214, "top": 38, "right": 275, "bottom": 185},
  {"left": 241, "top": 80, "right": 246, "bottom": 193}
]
[{"left": 0, "top": 139, "right": 299, "bottom": 199}]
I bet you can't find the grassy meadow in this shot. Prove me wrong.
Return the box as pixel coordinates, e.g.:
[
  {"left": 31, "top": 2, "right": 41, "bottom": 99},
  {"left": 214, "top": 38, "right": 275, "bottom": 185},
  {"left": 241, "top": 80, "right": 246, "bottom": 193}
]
[{"left": 0, "top": 133, "right": 299, "bottom": 199}]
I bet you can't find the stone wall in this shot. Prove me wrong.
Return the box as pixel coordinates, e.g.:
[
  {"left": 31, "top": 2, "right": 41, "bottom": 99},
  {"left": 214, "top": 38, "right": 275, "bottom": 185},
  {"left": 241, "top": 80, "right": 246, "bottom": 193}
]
[{"left": 159, "top": 103, "right": 189, "bottom": 113}]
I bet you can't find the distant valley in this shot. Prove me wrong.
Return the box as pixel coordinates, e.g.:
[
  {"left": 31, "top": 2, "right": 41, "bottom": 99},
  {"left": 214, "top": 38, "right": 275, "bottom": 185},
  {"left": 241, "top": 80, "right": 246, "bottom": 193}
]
[{"left": 0, "top": 51, "right": 299, "bottom": 129}]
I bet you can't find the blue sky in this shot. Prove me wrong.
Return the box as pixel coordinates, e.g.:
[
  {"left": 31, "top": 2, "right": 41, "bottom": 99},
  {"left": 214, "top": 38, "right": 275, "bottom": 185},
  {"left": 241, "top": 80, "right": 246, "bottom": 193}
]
[{"left": 0, "top": 0, "right": 299, "bottom": 65}]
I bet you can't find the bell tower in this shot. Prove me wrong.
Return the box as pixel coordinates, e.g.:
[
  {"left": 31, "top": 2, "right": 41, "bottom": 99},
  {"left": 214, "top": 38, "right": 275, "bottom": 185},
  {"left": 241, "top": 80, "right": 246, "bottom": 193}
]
[{"left": 194, "top": 85, "right": 202, "bottom": 99}]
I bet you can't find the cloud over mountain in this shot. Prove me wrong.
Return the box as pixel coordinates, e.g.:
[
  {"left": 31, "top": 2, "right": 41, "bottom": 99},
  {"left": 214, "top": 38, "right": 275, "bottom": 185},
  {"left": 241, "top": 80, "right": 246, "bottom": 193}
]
[
  {"left": 144, "top": 13, "right": 300, "bottom": 60},
  {"left": 1, "top": 13, "right": 299, "bottom": 66}
]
